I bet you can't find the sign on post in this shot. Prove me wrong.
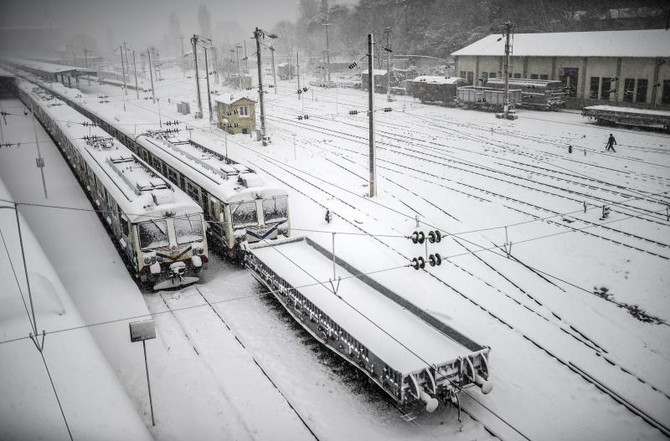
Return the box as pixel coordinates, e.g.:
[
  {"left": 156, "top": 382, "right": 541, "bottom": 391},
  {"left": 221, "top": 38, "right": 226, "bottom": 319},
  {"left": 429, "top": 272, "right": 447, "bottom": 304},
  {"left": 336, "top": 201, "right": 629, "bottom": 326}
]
[{"left": 130, "top": 319, "right": 156, "bottom": 426}]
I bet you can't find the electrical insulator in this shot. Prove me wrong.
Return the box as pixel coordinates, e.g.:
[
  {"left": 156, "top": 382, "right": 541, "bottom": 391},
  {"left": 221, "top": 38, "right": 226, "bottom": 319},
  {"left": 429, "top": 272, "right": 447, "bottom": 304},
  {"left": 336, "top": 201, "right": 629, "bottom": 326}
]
[
  {"left": 384, "top": 107, "right": 392, "bottom": 112},
  {"left": 411, "top": 257, "right": 425, "bottom": 270},
  {"left": 428, "top": 253, "right": 442, "bottom": 267},
  {"left": 302, "top": 87, "right": 308, "bottom": 92},
  {"left": 428, "top": 230, "right": 442, "bottom": 243},
  {"left": 411, "top": 231, "right": 425, "bottom": 244},
  {"left": 349, "top": 110, "right": 358, "bottom": 115},
  {"left": 348, "top": 62, "right": 357, "bottom": 69}
]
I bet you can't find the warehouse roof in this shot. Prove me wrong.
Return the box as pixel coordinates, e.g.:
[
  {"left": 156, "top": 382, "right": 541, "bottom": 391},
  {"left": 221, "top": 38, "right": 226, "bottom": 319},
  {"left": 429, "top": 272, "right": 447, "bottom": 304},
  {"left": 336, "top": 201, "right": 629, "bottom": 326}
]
[{"left": 452, "top": 29, "right": 670, "bottom": 58}]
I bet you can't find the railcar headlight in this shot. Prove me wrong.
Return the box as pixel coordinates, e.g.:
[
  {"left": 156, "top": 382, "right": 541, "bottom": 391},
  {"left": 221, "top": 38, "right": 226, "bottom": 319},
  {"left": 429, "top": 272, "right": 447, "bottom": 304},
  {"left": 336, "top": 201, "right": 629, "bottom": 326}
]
[{"left": 144, "top": 256, "right": 152, "bottom": 265}]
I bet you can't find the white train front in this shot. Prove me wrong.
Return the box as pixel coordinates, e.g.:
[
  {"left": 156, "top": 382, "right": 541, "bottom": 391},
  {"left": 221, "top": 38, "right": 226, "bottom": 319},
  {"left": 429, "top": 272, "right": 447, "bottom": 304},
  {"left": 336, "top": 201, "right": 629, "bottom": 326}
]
[{"left": 17, "top": 82, "right": 208, "bottom": 290}]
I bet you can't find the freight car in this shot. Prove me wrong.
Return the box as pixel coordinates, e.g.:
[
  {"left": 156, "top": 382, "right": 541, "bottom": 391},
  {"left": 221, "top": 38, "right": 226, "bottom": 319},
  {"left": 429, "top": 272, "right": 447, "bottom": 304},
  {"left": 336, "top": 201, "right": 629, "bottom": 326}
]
[
  {"left": 582, "top": 105, "right": 670, "bottom": 132},
  {"left": 486, "top": 78, "right": 566, "bottom": 110},
  {"left": 457, "top": 86, "right": 522, "bottom": 112},
  {"left": 16, "top": 82, "right": 208, "bottom": 290},
  {"left": 406, "top": 76, "right": 467, "bottom": 105}
]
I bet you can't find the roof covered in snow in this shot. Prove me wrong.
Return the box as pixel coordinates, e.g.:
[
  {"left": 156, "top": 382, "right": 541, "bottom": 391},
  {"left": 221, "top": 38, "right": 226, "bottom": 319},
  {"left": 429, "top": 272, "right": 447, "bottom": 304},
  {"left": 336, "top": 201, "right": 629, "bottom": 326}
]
[
  {"left": 409, "top": 76, "right": 465, "bottom": 85},
  {"left": 452, "top": 29, "right": 670, "bottom": 58},
  {"left": 213, "top": 94, "right": 257, "bottom": 105}
]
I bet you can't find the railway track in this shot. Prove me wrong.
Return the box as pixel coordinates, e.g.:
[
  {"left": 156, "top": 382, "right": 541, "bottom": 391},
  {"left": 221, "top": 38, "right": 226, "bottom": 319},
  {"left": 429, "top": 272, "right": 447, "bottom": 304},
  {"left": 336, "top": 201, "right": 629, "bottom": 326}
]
[
  {"left": 239, "top": 143, "right": 670, "bottom": 439},
  {"left": 268, "top": 114, "right": 670, "bottom": 259}
]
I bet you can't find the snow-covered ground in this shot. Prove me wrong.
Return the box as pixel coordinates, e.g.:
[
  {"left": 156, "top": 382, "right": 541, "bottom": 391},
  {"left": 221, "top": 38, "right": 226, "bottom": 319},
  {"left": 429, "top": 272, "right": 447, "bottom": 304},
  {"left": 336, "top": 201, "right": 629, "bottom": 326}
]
[{"left": 1, "top": 64, "right": 669, "bottom": 440}]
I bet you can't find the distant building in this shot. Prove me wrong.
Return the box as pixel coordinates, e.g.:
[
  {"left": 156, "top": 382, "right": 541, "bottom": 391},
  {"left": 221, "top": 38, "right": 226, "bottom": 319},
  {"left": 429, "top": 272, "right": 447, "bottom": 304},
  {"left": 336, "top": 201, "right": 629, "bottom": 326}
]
[
  {"left": 452, "top": 29, "right": 670, "bottom": 109},
  {"left": 214, "top": 95, "right": 256, "bottom": 135}
]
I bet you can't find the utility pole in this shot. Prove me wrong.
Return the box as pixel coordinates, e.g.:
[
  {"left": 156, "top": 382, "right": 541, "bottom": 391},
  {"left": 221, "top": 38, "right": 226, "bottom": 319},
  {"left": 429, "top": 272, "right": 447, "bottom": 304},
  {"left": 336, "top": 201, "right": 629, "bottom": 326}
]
[
  {"left": 191, "top": 34, "right": 203, "bottom": 119},
  {"left": 147, "top": 49, "right": 156, "bottom": 104},
  {"left": 83, "top": 48, "right": 91, "bottom": 85},
  {"left": 243, "top": 40, "right": 249, "bottom": 74},
  {"left": 368, "top": 33, "right": 376, "bottom": 198},
  {"left": 254, "top": 27, "right": 267, "bottom": 142},
  {"left": 236, "top": 44, "right": 242, "bottom": 89},
  {"left": 502, "top": 21, "right": 513, "bottom": 119},
  {"left": 204, "top": 46, "right": 213, "bottom": 122},
  {"left": 323, "top": 22, "right": 331, "bottom": 84},
  {"left": 119, "top": 43, "right": 128, "bottom": 96},
  {"left": 385, "top": 27, "right": 392, "bottom": 102},
  {"left": 270, "top": 46, "right": 277, "bottom": 93},
  {"left": 132, "top": 50, "right": 139, "bottom": 100}
]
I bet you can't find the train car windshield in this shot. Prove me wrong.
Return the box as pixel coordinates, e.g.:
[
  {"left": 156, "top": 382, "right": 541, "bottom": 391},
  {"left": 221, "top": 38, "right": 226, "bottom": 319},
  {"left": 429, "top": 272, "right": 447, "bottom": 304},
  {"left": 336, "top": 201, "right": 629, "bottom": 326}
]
[
  {"left": 174, "top": 214, "right": 204, "bottom": 244},
  {"left": 262, "top": 196, "right": 288, "bottom": 223},
  {"left": 139, "top": 219, "right": 170, "bottom": 250},
  {"left": 231, "top": 201, "right": 258, "bottom": 227}
]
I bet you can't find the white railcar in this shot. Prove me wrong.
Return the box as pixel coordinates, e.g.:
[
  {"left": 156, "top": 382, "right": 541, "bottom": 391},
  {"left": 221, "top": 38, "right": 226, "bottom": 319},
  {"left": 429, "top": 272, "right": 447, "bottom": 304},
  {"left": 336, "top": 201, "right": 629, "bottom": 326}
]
[{"left": 17, "top": 82, "right": 208, "bottom": 290}]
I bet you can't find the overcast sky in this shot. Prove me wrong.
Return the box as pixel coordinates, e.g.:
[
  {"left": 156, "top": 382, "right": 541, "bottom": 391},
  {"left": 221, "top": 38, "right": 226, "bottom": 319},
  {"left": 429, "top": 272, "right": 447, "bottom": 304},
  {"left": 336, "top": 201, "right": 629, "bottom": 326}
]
[{"left": 2, "top": 0, "right": 356, "bottom": 50}]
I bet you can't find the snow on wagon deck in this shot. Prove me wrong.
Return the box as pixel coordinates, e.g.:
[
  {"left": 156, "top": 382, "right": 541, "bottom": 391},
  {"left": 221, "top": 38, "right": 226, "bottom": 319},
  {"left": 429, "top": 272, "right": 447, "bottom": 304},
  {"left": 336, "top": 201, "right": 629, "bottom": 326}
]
[{"left": 251, "top": 239, "right": 473, "bottom": 373}]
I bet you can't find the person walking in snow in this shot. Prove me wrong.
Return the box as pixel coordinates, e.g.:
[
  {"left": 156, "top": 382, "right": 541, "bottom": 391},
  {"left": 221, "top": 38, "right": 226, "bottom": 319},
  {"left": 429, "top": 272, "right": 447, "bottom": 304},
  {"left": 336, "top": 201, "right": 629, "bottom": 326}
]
[
  {"left": 605, "top": 133, "right": 617, "bottom": 152},
  {"left": 325, "top": 209, "right": 332, "bottom": 224}
]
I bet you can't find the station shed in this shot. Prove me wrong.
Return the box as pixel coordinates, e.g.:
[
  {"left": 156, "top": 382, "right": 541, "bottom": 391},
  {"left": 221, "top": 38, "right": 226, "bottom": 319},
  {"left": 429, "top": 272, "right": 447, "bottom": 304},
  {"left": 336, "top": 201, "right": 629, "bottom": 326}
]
[
  {"left": 214, "top": 94, "right": 256, "bottom": 135},
  {"left": 452, "top": 29, "right": 670, "bottom": 110}
]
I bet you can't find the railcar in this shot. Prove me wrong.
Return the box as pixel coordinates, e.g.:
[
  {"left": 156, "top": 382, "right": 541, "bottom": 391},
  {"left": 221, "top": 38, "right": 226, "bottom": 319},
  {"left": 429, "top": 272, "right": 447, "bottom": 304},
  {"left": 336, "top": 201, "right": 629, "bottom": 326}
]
[
  {"left": 486, "top": 78, "right": 566, "bottom": 110},
  {"left": 406, "top": 76, "right": 467, "bottom": 105},
  {"left": 133, "top": 134, "right": 290, "bottom": 262},
  {"left": 247, "top": 237, "right": 493, "bottom": 414},
  {"left": 582, "top": 105, "right": 670, "bottom": 132},
  {"left": 457, "top": 86, "right": 522, "bottom": 111},
  {"left": 16, "top": 82, "right": 208, "bottom": 290}
]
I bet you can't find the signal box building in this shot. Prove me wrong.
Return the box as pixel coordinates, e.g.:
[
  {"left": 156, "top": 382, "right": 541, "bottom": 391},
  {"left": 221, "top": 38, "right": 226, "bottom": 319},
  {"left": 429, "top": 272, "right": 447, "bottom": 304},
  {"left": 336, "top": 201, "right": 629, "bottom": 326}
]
[
  {"left": 214, "top": 95, "right": 256, "bottom": 135},
  {"left": 452, "top": 29, "right": 670, "bottom": 109}
]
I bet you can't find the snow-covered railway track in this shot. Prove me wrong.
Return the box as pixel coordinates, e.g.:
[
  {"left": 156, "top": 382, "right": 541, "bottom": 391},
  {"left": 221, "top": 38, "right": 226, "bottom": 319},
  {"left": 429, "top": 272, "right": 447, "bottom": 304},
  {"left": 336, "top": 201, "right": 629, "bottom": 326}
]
[
  {"left": 153, "top": 285, "right": 320, "bottom": 441},
  {"left": 269, "top": 115, "right": 670, "bottom": 259},
  {"left": 243, "top": 146, "right": 670, "bottom": 439}
]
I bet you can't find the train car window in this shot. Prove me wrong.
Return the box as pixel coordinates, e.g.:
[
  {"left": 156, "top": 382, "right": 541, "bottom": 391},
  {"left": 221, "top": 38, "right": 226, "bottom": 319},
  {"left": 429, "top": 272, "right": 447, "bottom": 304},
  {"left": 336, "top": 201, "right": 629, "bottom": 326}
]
[
  {"left": 138, "top": 220, "right": 170, "bottom": 250},
  {"left": 167, "top": 167, "right": 179, "bottom": 185},
  {"left": 120, "top": 215, "right": 130, "bottom": 236},
  {"left": 174, "top": 214, "right": 204, "bottom": 244},
  {"left": 636, "top": 79, "right": 648, "bottom": 103},
  {"left": 231, "top": 201, "right": 258, "bottom": 226},
  {"left": 262, "top": 196, "right": 288, "bottom": 222}
]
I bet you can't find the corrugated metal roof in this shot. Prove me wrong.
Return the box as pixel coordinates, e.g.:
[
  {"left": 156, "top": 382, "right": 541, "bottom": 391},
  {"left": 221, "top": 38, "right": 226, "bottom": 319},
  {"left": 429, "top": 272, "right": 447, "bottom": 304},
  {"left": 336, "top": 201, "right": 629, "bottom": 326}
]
[{"left": 452, "top": 29, "right": 670, "bottom": 58}]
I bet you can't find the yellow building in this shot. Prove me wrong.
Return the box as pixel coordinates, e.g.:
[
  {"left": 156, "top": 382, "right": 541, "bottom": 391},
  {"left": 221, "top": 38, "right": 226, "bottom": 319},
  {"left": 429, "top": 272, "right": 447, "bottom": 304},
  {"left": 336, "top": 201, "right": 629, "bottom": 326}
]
[{"left": 214, "top": 95, "right": 256, "bottom": 135}]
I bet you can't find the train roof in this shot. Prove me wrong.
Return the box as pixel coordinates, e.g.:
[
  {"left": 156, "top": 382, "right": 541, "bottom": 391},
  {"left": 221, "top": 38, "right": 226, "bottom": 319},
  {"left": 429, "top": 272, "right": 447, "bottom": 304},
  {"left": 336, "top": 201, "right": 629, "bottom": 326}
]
[
  {"left": 486, "top": 78, "right": 564, "bottom": 88},
  {"left": 409, "top": 76, "right": 465, "bottom": 85},
  {"left": 135, "top": 134, "right": 288, "bottom": 203},
  {"left": 19, "top": 81, "right": 202, "bottom": 223}
]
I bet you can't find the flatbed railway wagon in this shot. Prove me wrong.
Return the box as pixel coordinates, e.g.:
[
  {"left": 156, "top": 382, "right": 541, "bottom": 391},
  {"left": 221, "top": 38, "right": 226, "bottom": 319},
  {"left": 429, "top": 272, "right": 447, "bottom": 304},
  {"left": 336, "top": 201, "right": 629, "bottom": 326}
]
[
  {"left": 582, "top": 105, "right": 670, "bottom": 132},
  {"left": 246, "top": 237, "right": 493, "bottom": 413},
  {"left": 133, "top": 134, "right": 290, "bottom": 261},
  {"left": 406, "top": 76, "right": 467, "bottom": 105},
  {"left": 457, "top": 86, "right": 522, "bottom": 112},
  {"left": 487, "top": 78, "right": 566, "bottom": 110},
  {"left": 16, "top": 81, "right": 208, "bottom": 290}
]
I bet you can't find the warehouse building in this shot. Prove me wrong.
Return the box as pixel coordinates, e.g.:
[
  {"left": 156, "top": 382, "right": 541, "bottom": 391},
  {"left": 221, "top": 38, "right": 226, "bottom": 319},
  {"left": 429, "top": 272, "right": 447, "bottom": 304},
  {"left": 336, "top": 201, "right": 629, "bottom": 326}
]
[{"left": 452, "top": 29, "right": 670, "bottom": 109}]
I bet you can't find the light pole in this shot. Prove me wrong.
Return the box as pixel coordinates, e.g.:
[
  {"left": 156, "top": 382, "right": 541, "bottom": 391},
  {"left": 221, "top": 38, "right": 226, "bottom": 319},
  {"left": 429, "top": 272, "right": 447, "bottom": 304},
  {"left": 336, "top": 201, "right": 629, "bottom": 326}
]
[
  {"left": 148, "top": 48, "right": 156, "bottom": 104},
  {"left": 323, "top": 22, "right": 331, "bottom": 84},
  {"left": 236, "top": 44, "right": 242, "bottom": 89},
  {"left": 191, "top": 34, "right": 203, "bottom": 119}
]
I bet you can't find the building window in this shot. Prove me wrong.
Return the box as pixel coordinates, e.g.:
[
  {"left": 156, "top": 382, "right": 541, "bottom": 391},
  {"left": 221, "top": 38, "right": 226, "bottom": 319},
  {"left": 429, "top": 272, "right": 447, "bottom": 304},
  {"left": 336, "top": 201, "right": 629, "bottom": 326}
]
[
  {"left": 238, "top": 105, "right": 249, "bottom": 117},
  {"left": 600, "top": 77, "right": 612, "bottom": 99},
  {"left": 539, "top": 74, "right": 548, "bottom": 80},
  {"left": 489, "top": 72, "right": 497, "bottom": 79},
  {"left": 513, "top": 73, "right": 521, "bottom": 78},
  {"left": 530, "top": 74, "right": 538, "bottom": 79},
  {"left": 623, "top": 78, "right": 635, "bottom": 102},
  {"left": 662, "top": 80, "right": 670, "bottom": 105},
  {"left": 459, "top": 71, "right": 467, "bottom": 79},
  {"left": 636, "top": 79, "right": 648, "bottom": 103},
  {"left": 480, "top": 72, "right": 488, "bottom": 84},
  {"left": 589, "top": 77, "right": 600, "bottom": 99},
  {"left": 466, "top": 71, "right": 474, "bottom": 85}
]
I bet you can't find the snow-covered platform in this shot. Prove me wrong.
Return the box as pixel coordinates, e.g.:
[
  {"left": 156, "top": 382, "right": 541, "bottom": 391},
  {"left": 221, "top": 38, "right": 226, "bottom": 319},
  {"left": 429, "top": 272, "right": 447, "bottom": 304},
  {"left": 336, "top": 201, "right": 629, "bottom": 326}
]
[{"left": 246, "top": 236, "right": 492, "bottom": 412}]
